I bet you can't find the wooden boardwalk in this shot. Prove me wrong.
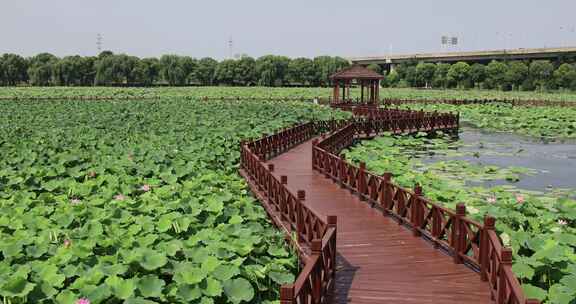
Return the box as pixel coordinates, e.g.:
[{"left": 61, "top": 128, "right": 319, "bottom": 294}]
[{"left": 268, "top": 138, "right": 492, "bottom": 304}]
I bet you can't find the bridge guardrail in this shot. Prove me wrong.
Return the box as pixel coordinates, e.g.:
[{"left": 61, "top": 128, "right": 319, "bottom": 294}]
[{"left": 311, "top": 106, "right": 538, "bottom": 304}]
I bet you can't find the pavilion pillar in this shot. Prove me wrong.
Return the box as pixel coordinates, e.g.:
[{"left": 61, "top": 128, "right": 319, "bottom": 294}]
[
  {"left": 376, "top": 80, "right": 380, "bottom": 102},
  {"left": 333, "top": 81, "right": 340, "bottom": 102},
  {"left": 370, "top": 80, "right": 374, "bottom": 104},
  {"left": 360, "top": 80, "right": 364, "bottom": 103}
]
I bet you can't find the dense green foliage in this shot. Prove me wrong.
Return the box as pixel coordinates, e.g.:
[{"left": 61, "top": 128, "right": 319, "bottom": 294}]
[
  {"left": 385, "top": 60, "right": 576, "bottom": 91},
  {"left": 344, "top": 134, "right": 576, "bottom": 303},
  {"left": 396, "top": 103, "right": 576, "bottom": 139},
  {"left": 3, "top": 86, "right": 576, "bottom": 102},
  {"left": 0, "top": 99, "right": 347, "bottom": 303},
  {"left": 0, "top": 52, "right": 348, "bottom": 87}
]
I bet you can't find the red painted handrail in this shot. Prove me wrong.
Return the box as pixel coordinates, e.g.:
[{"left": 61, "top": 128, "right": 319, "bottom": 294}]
[
  {"left": 311, "top": 106, "right": 538, "bottom": 304},
  {"left": 240, "top": 122, "right": 339, "bottom": 304}
]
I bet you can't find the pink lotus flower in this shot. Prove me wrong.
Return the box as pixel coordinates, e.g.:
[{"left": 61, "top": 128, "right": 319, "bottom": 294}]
[
  {"left": 487, "top": 196, "right": 496, "bottom": 204},
  {"left": 558, "top": 219, "right": 568, "bottom": 226},
  {"left": 70, "top": 198, "right": 81, "bottom": 205},
  {"left": 76, "top": 298, "right": 90, "bottom": 304},
  {"left": 140, "top": 184, "right": 151, "bottom": 192},
  {"left": 113, "top": 194, "right": 126, "bottom": 201},
  {"left": 64, "top": 239, "right": 72, "bottom": 248},
  {"left": 515, "top": 194, "right": 525, "bottom": 204}
]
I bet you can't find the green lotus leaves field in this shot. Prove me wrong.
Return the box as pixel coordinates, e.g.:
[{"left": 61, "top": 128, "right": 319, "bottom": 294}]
[
  {"left": 0, "top": 99, "right": 349, "bottom": 304},
  {"left": 2, "top": 87, "right": 576, "bottom": 102},
  {"left": 344, "top": 133, "right": 576, "bottom": 303}
]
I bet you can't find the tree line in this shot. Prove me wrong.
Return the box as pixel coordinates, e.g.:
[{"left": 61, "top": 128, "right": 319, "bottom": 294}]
[
  {"left": 0, "top": 51, "right": 349, "bottom": 87},
  {"left": 373, "top": 58, "right": 576, "bottom": 91}
]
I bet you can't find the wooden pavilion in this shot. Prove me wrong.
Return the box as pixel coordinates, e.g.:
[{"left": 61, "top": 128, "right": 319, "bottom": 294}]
[{"left": 330, "top": 65, "right": 384, "bottom": 104}]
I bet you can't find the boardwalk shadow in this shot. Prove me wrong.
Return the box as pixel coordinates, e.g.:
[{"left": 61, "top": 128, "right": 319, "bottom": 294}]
[{"left": 332, "top": 252, "right": 359, "bottom": 304}]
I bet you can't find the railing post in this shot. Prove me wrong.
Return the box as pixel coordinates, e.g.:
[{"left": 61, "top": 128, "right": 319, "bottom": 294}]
[
  {"left": 381, "top": 172, "right": 393, "bottom": 212},
  {"left": 298, "top": 190, "right": 306, "bottom": 201},
  {"left": 311, "top": 239, "right": 322, "bottom": 254},
  {"left": 297, "top": 190, "right": 306, "bottom": 243},
  {"left": 498, "top": 248, "right": 513, "bottom": 304},
  {"left": 480, "top": 215, "right": 495, "bottom": 282},
  {"left": 453, "top": 203, "right": 466, "bottom": 264},
  {"left": 358, "top": 162, "right": 366, "bottom": 198},
  {"left": 255, "top": 156, "right": 264, "bottom": 191},
  {"left": 311, "top": 238, "right": 323, "bottom": 301},
  {"left": 280, "top": 284, "right": 295, "bottom": 304},
  {"left": 339, "top": 155, "right": 347, "bottom": 188},
  {"left": 412, "top": 185, "right": 423, "bottom": 237}
]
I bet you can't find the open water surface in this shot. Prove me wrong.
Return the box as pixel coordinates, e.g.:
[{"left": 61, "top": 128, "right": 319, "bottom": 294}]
[{"left": 422, "top": 127, "right": 576, "bottom": 192}]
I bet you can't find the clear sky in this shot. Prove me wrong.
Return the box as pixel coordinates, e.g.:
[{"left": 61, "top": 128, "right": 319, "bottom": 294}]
[{"left": 1, "top": 0, "right": 575, "bottom": 59}]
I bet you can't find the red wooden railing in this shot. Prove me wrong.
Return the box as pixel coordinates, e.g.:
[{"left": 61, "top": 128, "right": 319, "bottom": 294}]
[
  {"left": 240, "top": 123, "right": 338, "bottom": 304},
  {"left": 311, "top": 108, "right": 539, "bottom": 304}
]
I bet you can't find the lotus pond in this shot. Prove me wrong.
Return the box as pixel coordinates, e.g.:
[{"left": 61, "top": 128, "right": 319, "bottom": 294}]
[
  {"left": 344, "top": 127, "right": 576, "bottom": 304},
  {"left": 0, "top": 99, "right": 348, "bottom": 304},
  {"left": 2, "top": 87, "right": 576, "bottom": 103}
]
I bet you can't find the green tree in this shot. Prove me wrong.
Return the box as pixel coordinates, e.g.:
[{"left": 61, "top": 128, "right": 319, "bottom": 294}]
[
  {"left": 288, "top": 57, "right": 315, "bottom": 86},
  {"left": 505, "top": 61, "right": 529, "bottom": 90},
  {"left": 405, "top": 66, "right": 418, "bottom": 87},
  {"left": 215, "top": 59, "right": 238, "bottom": 85},
  {"left": 180, "top": 56, "right": 197, "bottom": 84},
  {"left": 94, "top": 54, "right": 139, "bottom": 85},
  {"left": 394, "top": 63, "right": 412, "bottom": 81},
  {"left": 0, "top": 56, "right": 4, "bottom": 85},
  {"left": 485, "top": 60, "right": 507, "bottom": 90},
  {"left": 312, "top": 56, "right": 349, "bottom": 86},
  {"left": 98, "top": 50, "right": 114, "bottom": 59},
  {"left": 195, "top": 57, "right": 218, "bottom": 86},
  {"left": 553, "top": 63, "right": 576, "bottom": 90},
  {"left": 28, "top": 53, "right": 59, "bottom": 86},
  {"left": 133, "top": 58, "right": 160, "bottom": 86},
  {"left": 415, "top": 62, "right": 436, "bottom": 88},
  {"left": 255, "top": 55, "right": 290, "bottom": 87},
  {"left": 469, "top": 63, "right": 487, "bottom": 88},
  {"left": 432, "top": 63, "right": 451, "bottom": 88},
  {"left": 366, "top": 64, "right": 382, "bottom": 75},
  {"left": 447, "top": 62, "right": 471, "bottom": 89},
  {"left": 529, "top": 60, "right": 555, "bottom": 91},
  {"left": 159, "top": 55, "right": 186, "bottom": 86},
  {"left": 78, "top": 56, "right": 97, "bottom": 85},
  {"left": 384, "top": 69, "right": 400, "bottom": 87},
  {"left": 52, "top": 56, "right": 78, "bottom": 85},
  {"left": 234, "top": 56, "right": 256, "bottom": 86}
]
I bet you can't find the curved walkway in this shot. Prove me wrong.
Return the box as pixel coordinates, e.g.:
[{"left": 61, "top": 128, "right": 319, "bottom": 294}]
[{"left": 268, "top": 138, "right": 491, "bottom": 304}]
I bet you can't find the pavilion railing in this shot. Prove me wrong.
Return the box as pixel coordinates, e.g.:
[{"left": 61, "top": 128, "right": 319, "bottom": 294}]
[{"left": 311, "top": 108, "right": 539, "bottom": 304}]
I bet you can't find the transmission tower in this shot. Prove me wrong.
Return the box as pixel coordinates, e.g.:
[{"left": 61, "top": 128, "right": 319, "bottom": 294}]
[
  {"left": 228, "top": 36, "right": 233, "bottom": 59},
  {"left": 97, "top": 33, "right": 103, "bottom": 53}
]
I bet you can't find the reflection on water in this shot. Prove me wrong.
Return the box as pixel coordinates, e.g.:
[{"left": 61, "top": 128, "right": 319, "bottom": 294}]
[{"left": 422, "top": 127, "right": 576, "bottom": 192}]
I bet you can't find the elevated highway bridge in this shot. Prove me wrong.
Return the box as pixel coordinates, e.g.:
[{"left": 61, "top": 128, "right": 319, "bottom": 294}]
[{"left": 350, "top": 46, "right": 576, "bottom": 71}]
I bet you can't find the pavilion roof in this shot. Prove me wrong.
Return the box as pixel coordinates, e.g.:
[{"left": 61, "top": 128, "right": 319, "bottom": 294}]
[{"left": 330, "top": 65, "right": 384, "bottom": 80}]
